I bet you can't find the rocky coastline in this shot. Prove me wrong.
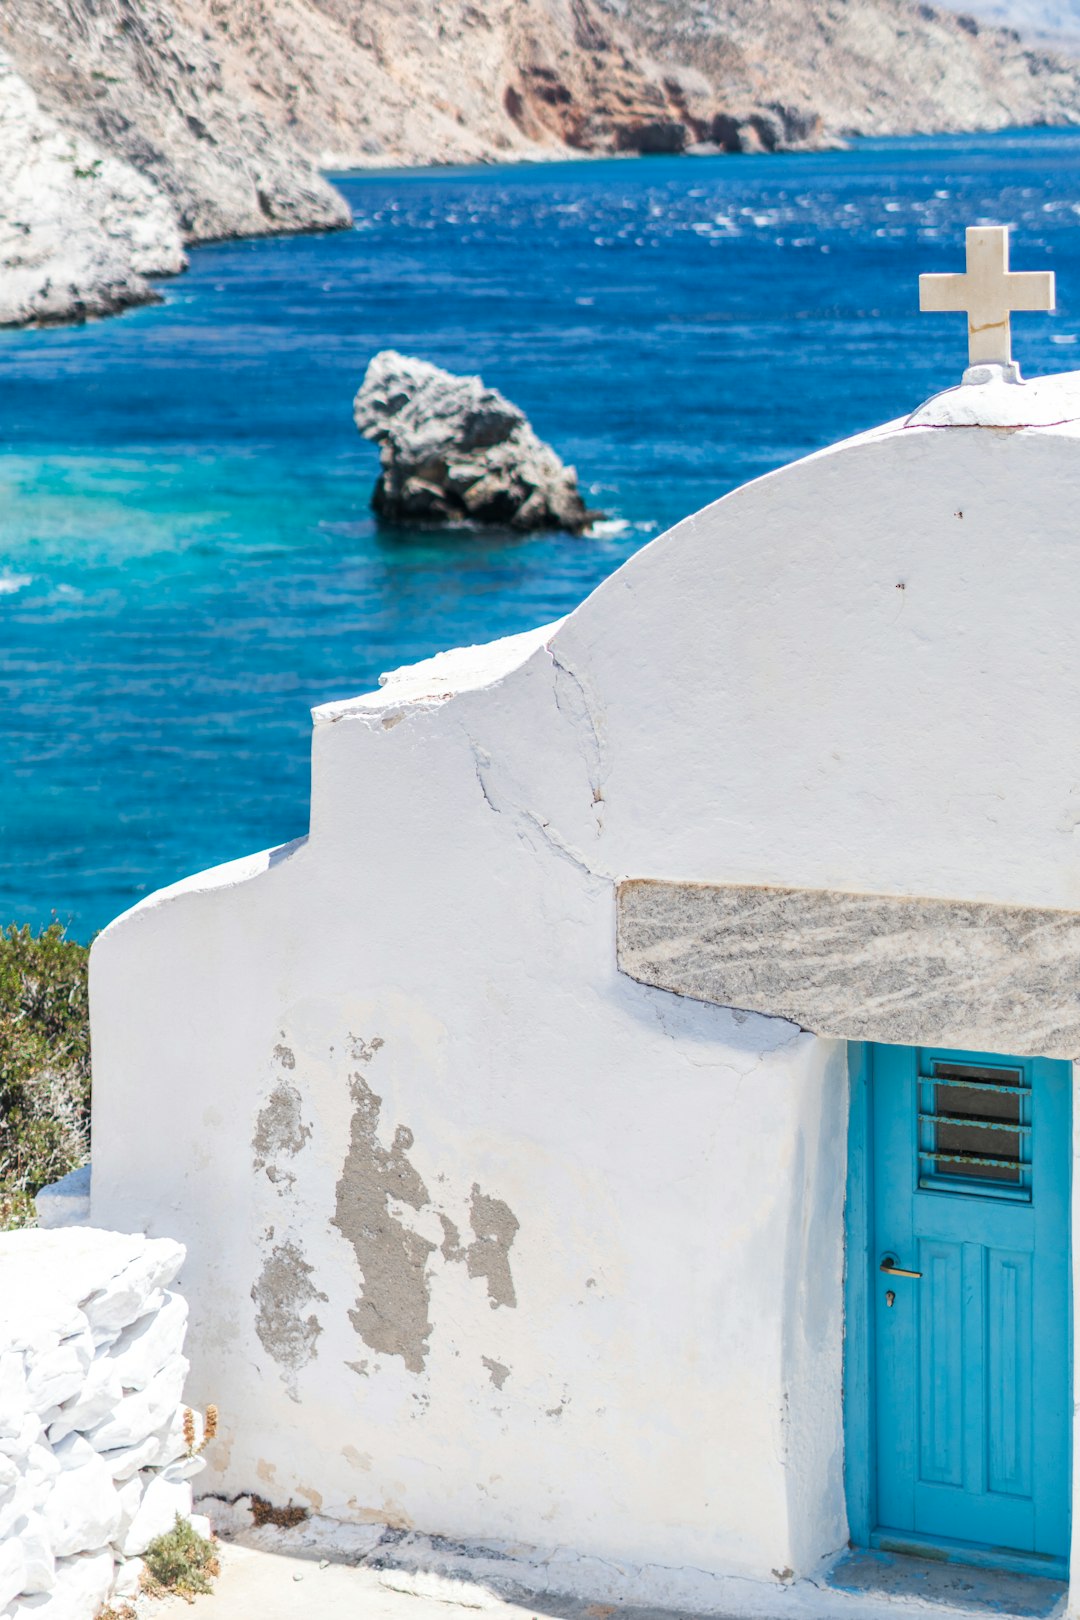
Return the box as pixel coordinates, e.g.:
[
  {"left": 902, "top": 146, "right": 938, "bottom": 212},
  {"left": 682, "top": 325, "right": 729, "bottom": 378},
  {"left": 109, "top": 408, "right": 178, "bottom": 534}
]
[{"left": 2, "top": 0, "right": 1080, "bottom": 329}]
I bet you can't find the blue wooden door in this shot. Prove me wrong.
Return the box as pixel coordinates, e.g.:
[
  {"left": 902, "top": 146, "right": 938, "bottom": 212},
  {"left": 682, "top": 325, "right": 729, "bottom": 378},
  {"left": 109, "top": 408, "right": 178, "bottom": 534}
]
[{"left": 869, "top": 1043, "right": 1071, "bottom": 1565}]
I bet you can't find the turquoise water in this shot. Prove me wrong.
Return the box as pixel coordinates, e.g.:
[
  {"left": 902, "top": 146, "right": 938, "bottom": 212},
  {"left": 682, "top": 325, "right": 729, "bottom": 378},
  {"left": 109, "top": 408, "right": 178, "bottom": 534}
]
[{"left": 2, "top": 129, "right": 1078, "bottom": 937}]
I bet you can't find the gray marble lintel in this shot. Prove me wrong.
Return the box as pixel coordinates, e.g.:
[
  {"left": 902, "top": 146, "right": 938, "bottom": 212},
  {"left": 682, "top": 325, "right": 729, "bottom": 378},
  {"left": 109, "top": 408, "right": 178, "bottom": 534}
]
[{"left": 616, "top": 880, "right": 1080, "bottom": 1059}]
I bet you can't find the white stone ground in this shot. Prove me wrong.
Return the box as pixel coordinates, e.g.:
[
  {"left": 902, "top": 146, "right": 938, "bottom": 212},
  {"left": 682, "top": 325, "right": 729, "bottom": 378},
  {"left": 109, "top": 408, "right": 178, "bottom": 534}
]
[
  {"left": 152, "top": 1540, "right": 561, "bottom": 1620},
  {"left": 148, "top": 1528, "right": 1067, "bottom": 1620}
]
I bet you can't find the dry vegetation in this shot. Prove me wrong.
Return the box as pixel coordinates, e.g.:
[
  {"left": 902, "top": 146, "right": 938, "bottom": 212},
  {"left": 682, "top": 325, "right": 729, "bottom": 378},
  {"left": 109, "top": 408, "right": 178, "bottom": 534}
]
[
  {"left": 0, "top": 923, "right": 90, "bottom": 1229},
  {"left": 140, "top": 1515, "right": 221, "bottom": 1602}
]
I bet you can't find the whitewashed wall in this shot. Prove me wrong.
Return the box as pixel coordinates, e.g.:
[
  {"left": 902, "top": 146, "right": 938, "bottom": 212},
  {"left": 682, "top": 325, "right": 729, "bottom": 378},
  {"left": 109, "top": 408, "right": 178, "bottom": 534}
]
[
  {"left": 89, "top": 398, "right": 1080, "bottom": 1602},
  {"left": 0, "top": 1229, "right": 206, "bottom": 1619}
]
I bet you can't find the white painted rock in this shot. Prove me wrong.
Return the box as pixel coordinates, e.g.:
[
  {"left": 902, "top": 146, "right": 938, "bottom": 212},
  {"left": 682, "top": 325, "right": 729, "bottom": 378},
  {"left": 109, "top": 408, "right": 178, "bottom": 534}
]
[
  {"left": 0, "top": 1535, "right": 26, "bottom": 1611},
  {"left": 0, "top": 1415, "right": 39, "bottom": 1463},
  {"left": 95, "top": 1433, "right": 162, "bottom": 1483},
  {"left": 25, "top": 1547, "right": 113, "bottom": 1620},
  {"left": 111, "top": 1555, "right": 144, "bottom": 1599},
  {"left": 105, "top": 1291, "right": 188, "bottom": 1393},
  {"left": 354, "top": 351, "right": 596, "bottom": 533},
  {"left": 84, "top": 1353, "right": 188, "bottom": 1453},
  {"left": 0, "top": 1267, "right": 84, "bottom": 1360},
  {"left": 159, "top": 1450, "right": 206, "bottom": 1484},
  {"left": 21, "top": 1441, "right": 60, "bottom": 1506},
  {"left": 0, "top": 1479, "right": 34, "bottom": 1543},
  {"left": 47, "top": 1354, "right": 123, "bottom": 1448},
  {"left": 17, "top": 1509, "right": 55, "bottom": 1593},
  {"left": 0, "top": 1227, "right": 202, "bottom": 1615},
  {"left": 113, "top": 1473, "right": 145, "bottom": 1543},
  {"left": 120, "top": 1471, "right": 193, "bottom": 1557},
  {"left": 34, "top": 1166, "right": 91, "bottom": 1232},
  {"left": 80, "top": 1241, "right": 186, "bottom": 1347},
  {"left": 24, "top": 1332, "right": 93, "bottom": 1418},
  {"left": 42, "top": 1436, "right": 122, "bottom": 1557},
  {"left": 0, "top": 1355, "right": 27, "bottom": 1439},
  {"left": 0, "top": 1231, "right": 183, "bottom": 1350}
]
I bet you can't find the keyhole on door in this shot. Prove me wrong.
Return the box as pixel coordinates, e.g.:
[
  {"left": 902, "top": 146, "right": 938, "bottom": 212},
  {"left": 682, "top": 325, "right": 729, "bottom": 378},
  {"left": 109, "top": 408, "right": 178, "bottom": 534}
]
[{"left": 885, "top": 1289, "right": 896, "bottom": 1308}]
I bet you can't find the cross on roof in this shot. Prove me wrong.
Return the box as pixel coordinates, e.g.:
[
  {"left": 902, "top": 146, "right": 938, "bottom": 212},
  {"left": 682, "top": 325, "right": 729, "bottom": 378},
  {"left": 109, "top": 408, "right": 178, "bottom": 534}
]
[{"left": 919, "top": 225, "right": 1054, "bottom": 374}]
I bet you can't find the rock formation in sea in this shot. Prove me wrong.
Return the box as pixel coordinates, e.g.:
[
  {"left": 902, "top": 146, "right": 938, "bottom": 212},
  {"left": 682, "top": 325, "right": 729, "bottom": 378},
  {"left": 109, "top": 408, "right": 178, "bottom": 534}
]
[
  {"left": 354, "top": 352, "right": 596, "bottom": 534},
  {"left": 4, "top": 0, "right": 1080, "bottom": 326}
]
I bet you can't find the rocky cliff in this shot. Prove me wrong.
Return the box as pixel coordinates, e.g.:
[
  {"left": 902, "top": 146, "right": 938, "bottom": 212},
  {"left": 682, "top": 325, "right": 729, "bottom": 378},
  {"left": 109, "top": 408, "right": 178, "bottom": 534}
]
[
  {"left": 940, "top": 0, "right": 1080, "bottom": 45},
  {"left": 3, "top": 0, "right": 1080, "bottom": 327}
]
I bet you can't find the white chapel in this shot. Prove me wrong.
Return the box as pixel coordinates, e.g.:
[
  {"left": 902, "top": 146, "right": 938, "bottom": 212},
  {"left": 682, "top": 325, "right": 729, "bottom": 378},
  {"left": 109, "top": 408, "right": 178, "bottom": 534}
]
[{"left": 88, "top": 226, "right": 1080, "bottom": 1613}]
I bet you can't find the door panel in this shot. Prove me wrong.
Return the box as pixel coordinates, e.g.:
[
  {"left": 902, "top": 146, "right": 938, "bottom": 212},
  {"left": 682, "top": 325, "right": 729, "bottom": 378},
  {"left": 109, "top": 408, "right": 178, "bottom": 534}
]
[
  {"left": 868, "top": 1043, "right": 1070, "bottom": 1564},
  {"left": 986, "top": 1249, "right": 1032, "bottom": 1499},
  {"left": 918, "top": 1240, "right": 964, "bottom": 1487}
]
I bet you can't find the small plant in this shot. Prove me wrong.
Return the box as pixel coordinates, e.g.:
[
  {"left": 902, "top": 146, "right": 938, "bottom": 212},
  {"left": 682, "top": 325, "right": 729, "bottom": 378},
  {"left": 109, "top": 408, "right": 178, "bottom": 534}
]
[
  {"left": 183, "top": 1403, "right": 219, "bottom": 1457},
  {"left": 141, "top": 1515, "right": 220, "bottom": 1603}
]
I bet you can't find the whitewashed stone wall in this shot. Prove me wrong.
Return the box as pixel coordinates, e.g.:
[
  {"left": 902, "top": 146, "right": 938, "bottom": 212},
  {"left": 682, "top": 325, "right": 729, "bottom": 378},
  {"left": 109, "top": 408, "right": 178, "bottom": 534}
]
[
  {"left": 0, "top": 1228, "right": 206, "bottom": 1619},
  {"left": 90, "top": 375, "right": 1080, "bottom": 1607}
]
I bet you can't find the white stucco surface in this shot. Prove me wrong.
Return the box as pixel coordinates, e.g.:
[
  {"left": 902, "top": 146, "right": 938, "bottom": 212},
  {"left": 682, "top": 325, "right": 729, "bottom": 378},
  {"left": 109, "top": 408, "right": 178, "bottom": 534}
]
[
  {"left": 906, "top": 364, "right": 1080, "bottom": 426},
  {"left": 90, "top": 374, "right": 1080, "bottom": 1607}
]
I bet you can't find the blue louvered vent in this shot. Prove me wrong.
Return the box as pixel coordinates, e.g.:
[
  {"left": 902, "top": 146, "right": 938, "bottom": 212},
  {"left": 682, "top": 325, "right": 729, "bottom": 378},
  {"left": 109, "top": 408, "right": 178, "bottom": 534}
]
[{"left": 918, "top": 1060, "right": 1032, "bottom": 1203}]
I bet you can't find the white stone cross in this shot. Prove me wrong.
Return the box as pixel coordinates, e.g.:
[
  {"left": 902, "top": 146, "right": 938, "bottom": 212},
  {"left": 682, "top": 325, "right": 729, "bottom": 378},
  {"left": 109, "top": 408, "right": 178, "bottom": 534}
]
[{"left": 919, "top": 225, "right": 1054, "bottom": 374}]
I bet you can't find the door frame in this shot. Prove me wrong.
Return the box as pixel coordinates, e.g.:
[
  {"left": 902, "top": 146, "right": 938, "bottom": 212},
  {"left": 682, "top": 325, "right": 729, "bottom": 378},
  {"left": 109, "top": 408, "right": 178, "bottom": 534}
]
[{"left": 843, "top": 1040, "right": 1075, "bottom": 1580}]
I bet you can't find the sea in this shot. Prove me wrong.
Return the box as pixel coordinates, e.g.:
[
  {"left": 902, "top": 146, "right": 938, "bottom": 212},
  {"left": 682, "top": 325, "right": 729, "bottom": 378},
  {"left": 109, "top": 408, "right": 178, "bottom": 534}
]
[{"left": 2, "top": 128, "right": 1078, "bottom": 938}]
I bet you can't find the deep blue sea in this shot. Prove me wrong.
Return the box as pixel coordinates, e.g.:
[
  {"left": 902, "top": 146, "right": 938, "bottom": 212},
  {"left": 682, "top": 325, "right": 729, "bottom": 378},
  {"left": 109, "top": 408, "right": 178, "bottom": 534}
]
[{"left": 2, "top": 128, "right": 1078, "bottom": 937}]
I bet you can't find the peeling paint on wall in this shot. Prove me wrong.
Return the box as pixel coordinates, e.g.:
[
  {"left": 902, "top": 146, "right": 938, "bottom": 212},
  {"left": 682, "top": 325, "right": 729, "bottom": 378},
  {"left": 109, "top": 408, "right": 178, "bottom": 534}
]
[
  {"left": 330, "top": 1041, "right": 520, "bottom": 1371},
  {"left": 251, "top": 1240, "right": 328, "bottom": 1401},
  {"left": 332, "top": 1043, "right": 437, "bottom": 1374},
  {"left": 253, "top": 1077, "right": 312, "bottom": 1191},
  {"left": 482, "top": 1356, "right": 510, "bottom": 1389},
  {"left": 466, "top": 1183, "right": 519, "bottom": 1309},
  {"left": 438, "top": 1215, "right": 464, "bottom": 1263},
  {"left": 439, "top": 1196, "right": 519, "bottom": 1308}
]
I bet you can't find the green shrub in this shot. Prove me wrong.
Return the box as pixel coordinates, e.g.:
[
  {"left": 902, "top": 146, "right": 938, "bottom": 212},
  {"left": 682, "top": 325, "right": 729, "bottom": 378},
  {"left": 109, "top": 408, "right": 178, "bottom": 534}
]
[
  {"left": 0, "top": 923, "right": 90, "bottom": 1229},
  {"left": 141, "top": 1514, "right": 220, "bottom": 1601}
]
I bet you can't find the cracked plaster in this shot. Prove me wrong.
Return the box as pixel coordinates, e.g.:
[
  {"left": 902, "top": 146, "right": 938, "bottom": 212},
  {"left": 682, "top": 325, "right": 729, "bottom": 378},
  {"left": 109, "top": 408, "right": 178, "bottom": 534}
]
[{"left": 92, "top": 373, "right": 1080, "bottom": 1599}]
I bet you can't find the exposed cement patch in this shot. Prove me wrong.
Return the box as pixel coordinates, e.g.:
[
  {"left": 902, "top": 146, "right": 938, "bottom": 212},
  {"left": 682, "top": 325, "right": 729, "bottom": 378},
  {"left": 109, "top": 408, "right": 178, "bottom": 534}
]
[
  {"left": 253, "top": 1080, "right": 312, "bottom": 1190},
  {"left": 482, "top": 1356, "right": 510, "bottom": 1390},
  {"left": 437, "top": 1206, "right": 519, "bottom": 1310},
  {"left": 251, "top": 1240, "right": 328, "bottom": 1401},
  {"left": 332, "top": 1051, "right": 437, "bottom": 1374},
  {"left": 617, "top": 878, "right": 1080, "bottom": 1058},
  {"left": 438, "top": 1215, "right": 464, "bottom": 1264},
  {"left": 467, "top": 1184, "right": 519, "bottom": 1310}
]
